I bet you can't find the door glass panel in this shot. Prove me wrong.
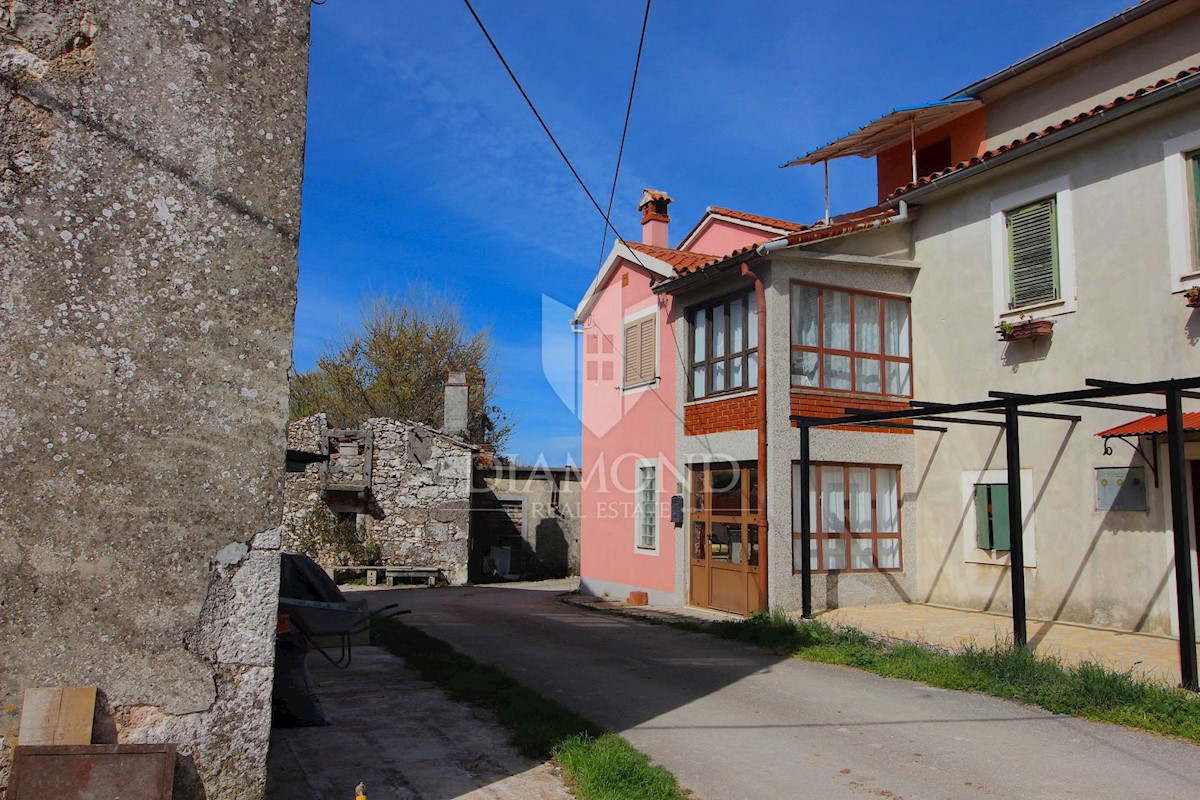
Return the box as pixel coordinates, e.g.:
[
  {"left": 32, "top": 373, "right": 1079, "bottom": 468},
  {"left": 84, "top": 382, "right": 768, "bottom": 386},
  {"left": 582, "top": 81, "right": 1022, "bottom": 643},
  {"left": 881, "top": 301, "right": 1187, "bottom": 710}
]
[
  {"left": 709, "top": 522, "right": 733, "bottom": 563},
  {"left": 747, "top": 525, "right": 759, "bottom": 567},
  {"left": 727, "top": 524, "right": 743, "bottom": 564},
  {"left": 709, "top": 469, "right": 741, "bottom": 513},
  {"left": 747, "top": 467, "right": 759, "bottom": 512},
  {"left": 691, "top": 470, "right": 706, "bottom": 511},
  {"left": 878, "top": 537, "right": 900, "bottom": 569},
  {"left": 692, "top": 521, "right": 706, "bottom": 561},
  {"left": 851, "top": 538, "right": 873, "bottom": 570}
]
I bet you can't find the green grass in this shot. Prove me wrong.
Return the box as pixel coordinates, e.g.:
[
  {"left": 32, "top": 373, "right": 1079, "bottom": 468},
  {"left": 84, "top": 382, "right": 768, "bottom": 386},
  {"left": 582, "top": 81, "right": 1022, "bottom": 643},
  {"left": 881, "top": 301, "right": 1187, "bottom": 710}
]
[
  {"left": 374, "top": 618, "right": 688, "bottom": 800},
  {"left": 699, "top": 610, "right": 1200, "bottom": 743}
]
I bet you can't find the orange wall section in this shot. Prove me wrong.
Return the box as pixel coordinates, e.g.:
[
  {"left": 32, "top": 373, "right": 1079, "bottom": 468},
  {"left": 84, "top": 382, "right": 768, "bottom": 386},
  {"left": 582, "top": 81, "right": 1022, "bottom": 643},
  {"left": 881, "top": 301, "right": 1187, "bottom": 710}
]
[{"left": 875, "top": 108, "right": 987, "bottom": 202}]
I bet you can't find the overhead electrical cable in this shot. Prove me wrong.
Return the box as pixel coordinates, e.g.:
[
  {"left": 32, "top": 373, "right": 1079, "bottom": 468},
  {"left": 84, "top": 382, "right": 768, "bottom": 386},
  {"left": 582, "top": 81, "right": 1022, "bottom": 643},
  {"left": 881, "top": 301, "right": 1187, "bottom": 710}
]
[
  {"left": 598, "top": 0, "right": 652, "bottom": 268},
  {"left": 460, "top": 0, "right": 650, "bottom": 272}
]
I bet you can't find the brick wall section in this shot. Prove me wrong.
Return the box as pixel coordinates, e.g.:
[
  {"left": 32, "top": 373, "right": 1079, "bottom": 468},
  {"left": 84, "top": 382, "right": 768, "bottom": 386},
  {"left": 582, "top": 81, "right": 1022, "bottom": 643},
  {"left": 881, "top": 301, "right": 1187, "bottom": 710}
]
[
  {"left": 791, "top": 393, "right": 913, "bottom": 434},
  {"left": 685, "top": 393, "right": 759, "bottom": 435}
]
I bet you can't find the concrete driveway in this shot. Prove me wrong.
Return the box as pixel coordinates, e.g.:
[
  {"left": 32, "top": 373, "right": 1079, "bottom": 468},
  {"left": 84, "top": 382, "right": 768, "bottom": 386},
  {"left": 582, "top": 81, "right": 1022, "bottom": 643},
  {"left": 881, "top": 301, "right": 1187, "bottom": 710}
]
[{"left": 354, "top": 580, "right": 1200, "bottom": 800}]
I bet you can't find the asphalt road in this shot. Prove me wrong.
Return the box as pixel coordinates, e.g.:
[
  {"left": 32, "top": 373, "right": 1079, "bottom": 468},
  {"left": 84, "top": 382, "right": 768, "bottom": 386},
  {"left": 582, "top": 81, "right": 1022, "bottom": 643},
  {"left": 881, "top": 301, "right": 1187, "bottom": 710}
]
[{"left": 354, "top": 581, "right": 1200, "bottom": 800}]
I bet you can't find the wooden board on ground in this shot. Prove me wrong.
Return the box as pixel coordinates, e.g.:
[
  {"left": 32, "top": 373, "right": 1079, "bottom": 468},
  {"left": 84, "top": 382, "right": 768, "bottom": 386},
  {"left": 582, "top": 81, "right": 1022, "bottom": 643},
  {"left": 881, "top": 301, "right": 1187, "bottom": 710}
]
[
  {"left": 8, "top": 744, "right": 175, "bottom": 800},
  {"left": 18, "top": 687, "right": 96, "bottom": 745}
]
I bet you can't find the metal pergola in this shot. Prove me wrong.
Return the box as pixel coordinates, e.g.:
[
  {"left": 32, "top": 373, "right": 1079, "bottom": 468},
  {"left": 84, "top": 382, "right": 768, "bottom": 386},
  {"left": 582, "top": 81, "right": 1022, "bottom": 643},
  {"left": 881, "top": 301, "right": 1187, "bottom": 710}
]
[{"left": 792, "top": 376, "right": 1200, "bottom": 691}]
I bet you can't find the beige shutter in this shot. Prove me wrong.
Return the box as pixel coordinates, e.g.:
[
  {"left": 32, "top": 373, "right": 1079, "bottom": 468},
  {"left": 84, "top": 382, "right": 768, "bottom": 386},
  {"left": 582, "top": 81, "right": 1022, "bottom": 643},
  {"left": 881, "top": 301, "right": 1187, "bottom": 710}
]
[
  {"left": 639, "top": 316, "right": 655, "bottom": 384},
  {"left": 623, "top": 321, "right": 640, "bottom": 386}
]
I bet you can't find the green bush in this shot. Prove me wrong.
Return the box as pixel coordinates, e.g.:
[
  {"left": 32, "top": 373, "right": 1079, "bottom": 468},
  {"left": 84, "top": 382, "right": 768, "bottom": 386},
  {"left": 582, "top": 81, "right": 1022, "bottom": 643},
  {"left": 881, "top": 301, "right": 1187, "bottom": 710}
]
[{"left": 287, "top": 502, "right": 380, "bottom": 566}]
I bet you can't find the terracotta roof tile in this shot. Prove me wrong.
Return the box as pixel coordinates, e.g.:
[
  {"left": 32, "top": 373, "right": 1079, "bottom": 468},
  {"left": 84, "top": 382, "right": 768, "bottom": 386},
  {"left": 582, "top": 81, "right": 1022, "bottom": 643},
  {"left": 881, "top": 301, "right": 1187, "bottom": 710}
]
[
  {"left": 1096, "top": 412, "right": 1200, "bottom": 438},
  {"left": 706, "top": 207, "right": 807, "bottom": 232},
  {"left": 888, "top": 66, "right": 1200, "bottom": 200},
  {"left": 666, "top": 205, "right": 899, "bottom": 278},
  {"left": 625, "top": 241, "right": 712, "bottom": 271}
]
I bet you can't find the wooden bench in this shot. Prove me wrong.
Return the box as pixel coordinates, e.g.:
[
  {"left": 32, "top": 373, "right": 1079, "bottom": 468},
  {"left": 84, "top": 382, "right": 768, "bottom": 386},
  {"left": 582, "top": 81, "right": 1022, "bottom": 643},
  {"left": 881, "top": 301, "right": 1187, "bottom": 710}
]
[{"left": 327, "top": 565, "right": 442, "bottom": 587}]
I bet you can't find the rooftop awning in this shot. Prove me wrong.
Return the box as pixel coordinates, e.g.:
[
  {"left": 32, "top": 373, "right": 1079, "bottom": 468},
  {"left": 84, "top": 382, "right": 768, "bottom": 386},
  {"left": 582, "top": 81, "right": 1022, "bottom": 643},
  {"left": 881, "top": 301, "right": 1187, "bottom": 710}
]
[
  {"left": 783, "top": 97, "right": 982, "bottom": 167},
  {"left": 1096, "top": 412, "right": 1200, "bottom": 438}
]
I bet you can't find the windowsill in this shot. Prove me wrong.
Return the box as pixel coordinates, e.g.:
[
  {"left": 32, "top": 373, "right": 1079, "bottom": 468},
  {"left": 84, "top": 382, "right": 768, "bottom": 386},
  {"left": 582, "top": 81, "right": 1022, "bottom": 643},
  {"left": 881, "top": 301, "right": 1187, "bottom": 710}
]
[
  {"left": 791, "top": 569, "right": 902, "bottom": 576},
  {"left": 998, "top": 298, "right": 1069, "bottom": 322},
  {"left": 621, "top": 378, "right": 659, "bottom": 395},
  {"left": 634, "top": 546, "right": 660, "bottom": 556},
  {"left": 789, "top": 386, "right": 911, "bottom": 403},
  {"left": 967, "top": 549, "right": 1036, "bottom": 568},
  {"left": 686, "top": 388, "right": 758, "bottom": 406}
]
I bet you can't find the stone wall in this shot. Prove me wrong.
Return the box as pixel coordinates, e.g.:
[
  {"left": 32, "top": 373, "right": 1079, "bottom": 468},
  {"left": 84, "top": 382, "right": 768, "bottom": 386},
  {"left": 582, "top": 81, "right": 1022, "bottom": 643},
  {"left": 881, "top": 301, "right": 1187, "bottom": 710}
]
[
  {"left": 366, "top": 419, "right": 474, "bottom": 586},
  {"left": 282, "top": 416, "right": 476, "bottom": 585},
  {"left": 0, "top": 2, "right": 308, "bottom": 797}
]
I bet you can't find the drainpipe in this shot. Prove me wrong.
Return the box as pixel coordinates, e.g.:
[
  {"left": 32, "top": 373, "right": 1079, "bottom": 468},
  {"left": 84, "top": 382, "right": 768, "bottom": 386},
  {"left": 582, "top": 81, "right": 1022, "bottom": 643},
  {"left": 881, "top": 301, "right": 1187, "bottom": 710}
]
[{"left": 740, "top": 262, "right": 769, "bottom": 610}]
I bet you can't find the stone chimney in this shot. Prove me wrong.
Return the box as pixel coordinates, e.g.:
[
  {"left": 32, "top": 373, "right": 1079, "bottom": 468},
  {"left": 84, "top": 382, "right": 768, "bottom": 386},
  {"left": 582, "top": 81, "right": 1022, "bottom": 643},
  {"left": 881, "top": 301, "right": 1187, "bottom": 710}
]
[
  {"left": 443, "top": 372, "right": 469, "bottom": 435},
  {"left": 638, "top": 188, "right": 671, "bottom": 248}
]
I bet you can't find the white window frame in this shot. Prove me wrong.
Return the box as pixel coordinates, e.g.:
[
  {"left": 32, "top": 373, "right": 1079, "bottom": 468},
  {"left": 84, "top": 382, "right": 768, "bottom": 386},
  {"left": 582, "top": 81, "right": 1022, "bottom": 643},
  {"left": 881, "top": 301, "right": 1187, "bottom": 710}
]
[
  {"left": 621, "top": 305, "right": 659, "bottom": 395},
  {"left": 990, "top": 176, "right": 1076, "bottom": 323},
  {"left": 634, "top": 458, "right": 660, "bottom": 554},
  {"left": 1162, "top": 129, "right": 1200, "bottom": 294},
  {"left": 960, "top": 469, "right": 1037, "bottom": 567}
]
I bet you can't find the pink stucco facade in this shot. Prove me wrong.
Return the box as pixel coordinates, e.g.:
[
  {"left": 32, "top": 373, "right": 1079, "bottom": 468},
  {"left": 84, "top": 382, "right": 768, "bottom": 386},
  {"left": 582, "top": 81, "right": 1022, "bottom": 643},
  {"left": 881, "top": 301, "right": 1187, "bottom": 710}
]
[
  {"left": 579, "top": 258, "right": 678, "bottom": 601},
  {"left": 686, "top": 219, "right": 784, "bottom": 256}
]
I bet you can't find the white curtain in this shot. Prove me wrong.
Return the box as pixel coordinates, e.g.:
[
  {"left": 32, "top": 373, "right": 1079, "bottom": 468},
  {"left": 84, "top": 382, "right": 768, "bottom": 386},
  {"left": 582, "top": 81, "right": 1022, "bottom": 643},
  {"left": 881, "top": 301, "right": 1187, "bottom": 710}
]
[
  {"left": 851, "top": 539, "right": 873, "bottom": 570},
  {"left": 730, "top": 300, "right": 744, "bottom": 353},
  {"left": 848, "top": 467, "right": 872, "bottom": 532},
  {"left": 821, "top": 466, "right": 845, "bottom": 532},
  {"left": 694, "top": 312, "right": 706, "bottom": 360},
  {"left": 854, "top": 295, "right": 881, "bottom": 353},
  {"left": 792, "top": 284, "right": 818, "bottom": 346},
  {"left": 878, "top": 538, "right": 900, "bottom": 569},
  {"left": 747, "top": 292, "right": 758, "bottom": 347},
  {"left": 824, "top": 290, "right": 851, "bottom": 350},
  {"left": 792, "top": 350, "right": 818, "bottom": 387},
  {"left": 884, "top": 299, "right": 910, "bottom": 357},
  {"left": 877, "top": 468, "right": 899, "bottom": 532},
  {"left": 713, "top": 305, "right": 726, "bottom": 357}
]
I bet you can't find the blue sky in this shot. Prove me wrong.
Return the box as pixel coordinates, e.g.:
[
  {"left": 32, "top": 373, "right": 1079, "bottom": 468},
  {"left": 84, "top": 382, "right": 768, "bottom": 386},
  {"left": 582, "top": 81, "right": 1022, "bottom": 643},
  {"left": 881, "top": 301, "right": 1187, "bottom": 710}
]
[{"left": 296, "top": 0, "right": 1132, "bottom": 464}]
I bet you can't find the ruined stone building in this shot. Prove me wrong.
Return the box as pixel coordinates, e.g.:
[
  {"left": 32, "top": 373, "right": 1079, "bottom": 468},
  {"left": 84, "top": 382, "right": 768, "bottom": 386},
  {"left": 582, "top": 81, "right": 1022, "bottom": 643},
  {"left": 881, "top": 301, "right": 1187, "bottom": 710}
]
[
  {"left": 284, "top": 376, "right": 581, "bottom": 584},
  {"left": 0, "top": 2, "right": 308, "bottom": 797}
]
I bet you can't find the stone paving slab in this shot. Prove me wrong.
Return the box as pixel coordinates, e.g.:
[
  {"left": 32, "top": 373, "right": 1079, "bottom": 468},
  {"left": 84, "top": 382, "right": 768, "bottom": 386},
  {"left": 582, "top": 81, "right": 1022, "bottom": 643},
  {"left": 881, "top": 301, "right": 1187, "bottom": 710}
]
[
  {"left": 816, "top": 602, "right": 1200, "bottom": 686},
  {"left": 266, "top": 647, "right": 573, "bottom": 800}
]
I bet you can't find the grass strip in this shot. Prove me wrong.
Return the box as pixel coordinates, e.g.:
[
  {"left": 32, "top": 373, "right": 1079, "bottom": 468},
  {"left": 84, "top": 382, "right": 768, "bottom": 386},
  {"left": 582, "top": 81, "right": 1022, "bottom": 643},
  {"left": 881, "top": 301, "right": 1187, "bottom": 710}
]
[
  {"left": 374, "top": 618, "right": 688, "bottom": 800},
  {"left": 695, "top": 610, "right": 1200, "bottom": 743}
]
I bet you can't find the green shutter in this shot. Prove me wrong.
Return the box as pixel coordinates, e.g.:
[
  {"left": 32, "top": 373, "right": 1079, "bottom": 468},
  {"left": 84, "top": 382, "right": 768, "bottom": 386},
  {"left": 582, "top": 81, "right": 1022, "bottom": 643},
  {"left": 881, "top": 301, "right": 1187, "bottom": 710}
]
[
  {"left": 989, "top": 484, "right": 1011, "bottom": 551},
  {"left": 1191, "top": 153, "right": 1200, "bottom": 261},
  {"left": 974, "top": 485, "right": 991, "bottom": 549},
  {"left": 1007, "top": 199, "right": 1059, "bottom": 309}
]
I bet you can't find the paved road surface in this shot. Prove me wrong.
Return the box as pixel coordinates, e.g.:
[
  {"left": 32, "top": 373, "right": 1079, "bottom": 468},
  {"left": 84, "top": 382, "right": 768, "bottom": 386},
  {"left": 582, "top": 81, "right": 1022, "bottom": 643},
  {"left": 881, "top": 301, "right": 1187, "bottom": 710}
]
[{"left": 355, "top": 581, "right": 1200, "bottom": 800}]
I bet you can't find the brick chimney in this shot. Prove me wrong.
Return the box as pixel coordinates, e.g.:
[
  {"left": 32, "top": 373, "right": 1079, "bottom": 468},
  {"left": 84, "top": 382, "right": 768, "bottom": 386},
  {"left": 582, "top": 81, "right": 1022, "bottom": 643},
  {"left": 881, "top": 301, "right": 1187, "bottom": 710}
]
[
  {"left": 443, "top": 372, "right": 469, "bottom": 436},
  {"left": 638, "top": 188, "right": 671, "bottom": 248}
]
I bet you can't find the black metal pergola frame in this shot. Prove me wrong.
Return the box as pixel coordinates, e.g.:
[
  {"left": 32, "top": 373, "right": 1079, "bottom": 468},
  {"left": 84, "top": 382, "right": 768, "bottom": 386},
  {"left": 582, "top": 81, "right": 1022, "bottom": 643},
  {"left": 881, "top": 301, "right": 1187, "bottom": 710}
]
[{"left": 791, "top": 376, "right": 1200, "bottom": 690}]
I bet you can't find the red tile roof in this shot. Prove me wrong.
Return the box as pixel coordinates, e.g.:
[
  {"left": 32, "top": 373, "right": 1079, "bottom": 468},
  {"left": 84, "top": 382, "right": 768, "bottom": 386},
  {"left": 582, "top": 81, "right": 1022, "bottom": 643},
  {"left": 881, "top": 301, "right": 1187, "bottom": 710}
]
[
  {"left": 706, "top": 207, "right": 807, "bottom": 232},
  {"left": 667, "top": 205, "right": 900, "bottom": 278},
  {"left": 888, "top": 66, "right": 1200, "bottom": 200},
  {"left": 1096, "top": 412, "right": 1200, "bottom": 438},
  {"left": 625, "top": 240, "right": 712, "bottom": 272}
]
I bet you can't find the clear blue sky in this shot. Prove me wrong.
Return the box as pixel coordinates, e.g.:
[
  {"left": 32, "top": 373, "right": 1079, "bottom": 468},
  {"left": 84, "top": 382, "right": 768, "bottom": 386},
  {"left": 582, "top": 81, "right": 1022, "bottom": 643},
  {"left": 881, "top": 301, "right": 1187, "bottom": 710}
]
[{"left": 296, "top": 0, "right": 1132, "bottom": 465}]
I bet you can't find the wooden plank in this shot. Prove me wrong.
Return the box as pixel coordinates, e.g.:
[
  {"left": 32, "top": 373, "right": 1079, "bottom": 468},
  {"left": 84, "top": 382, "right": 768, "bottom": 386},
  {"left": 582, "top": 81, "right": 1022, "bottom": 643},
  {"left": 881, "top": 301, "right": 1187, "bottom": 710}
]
[{"left": 18, "top": 687, "right": 96, "bottom": 746}]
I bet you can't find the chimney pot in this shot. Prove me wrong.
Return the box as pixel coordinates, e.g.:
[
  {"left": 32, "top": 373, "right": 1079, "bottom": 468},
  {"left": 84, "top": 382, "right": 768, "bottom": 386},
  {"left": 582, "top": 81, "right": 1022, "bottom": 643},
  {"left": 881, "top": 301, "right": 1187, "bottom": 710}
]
[
  {"left": 444, "top": 373, "right": 469, "bottom": 435},
  {"left": 638, "top": 188, "right": 671, "bottom": 248}
]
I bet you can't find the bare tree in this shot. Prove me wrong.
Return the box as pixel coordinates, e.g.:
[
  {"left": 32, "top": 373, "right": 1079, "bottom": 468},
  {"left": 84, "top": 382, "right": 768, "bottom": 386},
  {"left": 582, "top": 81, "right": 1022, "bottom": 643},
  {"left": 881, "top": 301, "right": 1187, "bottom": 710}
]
[{"left": 290, "top": 288, "right": 514, "bottom": 450}]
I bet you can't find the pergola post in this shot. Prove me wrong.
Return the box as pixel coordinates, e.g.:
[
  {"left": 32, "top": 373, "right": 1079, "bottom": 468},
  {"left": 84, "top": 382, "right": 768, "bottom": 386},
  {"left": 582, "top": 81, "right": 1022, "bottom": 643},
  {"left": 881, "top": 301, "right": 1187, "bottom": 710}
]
[
  {"left": 1165, "top": 383, "right": 1198, "bottom": 690},
  {"left": 800, "top": 424, "right": 813, "bottom": 619},
  {"left": 1004, "top": 401, "right": 1028, "bottom": 647}
]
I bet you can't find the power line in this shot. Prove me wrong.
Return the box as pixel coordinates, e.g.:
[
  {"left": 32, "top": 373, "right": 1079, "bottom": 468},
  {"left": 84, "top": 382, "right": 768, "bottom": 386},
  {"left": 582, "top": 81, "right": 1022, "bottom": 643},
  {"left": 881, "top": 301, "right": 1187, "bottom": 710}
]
[
  {"left": 460, "top": 0, "right": 650, "bottom": 272},
  {"left": 598, "top": 0, "right": 652, "bottom": 268}
]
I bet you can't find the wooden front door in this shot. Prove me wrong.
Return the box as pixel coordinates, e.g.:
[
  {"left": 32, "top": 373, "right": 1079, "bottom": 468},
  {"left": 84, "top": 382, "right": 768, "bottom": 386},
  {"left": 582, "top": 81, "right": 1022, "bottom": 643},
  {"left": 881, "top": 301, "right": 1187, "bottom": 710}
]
[{"left": 688, "top": 464, "right": 765, "bottom": 616}]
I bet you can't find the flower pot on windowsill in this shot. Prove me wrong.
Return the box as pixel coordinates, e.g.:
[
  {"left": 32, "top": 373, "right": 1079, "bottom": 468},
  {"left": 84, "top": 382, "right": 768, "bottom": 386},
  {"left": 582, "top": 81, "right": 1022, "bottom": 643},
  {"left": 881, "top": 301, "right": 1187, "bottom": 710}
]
[
  {"left": 996, "top": 318, "right": 1054, "bottom": 342},
  {"left": 1185, "top": 289, "right": 1200, "bottom": 308}
]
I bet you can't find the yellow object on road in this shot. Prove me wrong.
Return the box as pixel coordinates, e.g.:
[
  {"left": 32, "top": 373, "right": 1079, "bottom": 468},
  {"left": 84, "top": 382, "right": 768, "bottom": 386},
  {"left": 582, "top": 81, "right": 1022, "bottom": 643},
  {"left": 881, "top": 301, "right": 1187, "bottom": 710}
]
[{"left": 355, "top": 782, "right": 367, "bottom": 800}]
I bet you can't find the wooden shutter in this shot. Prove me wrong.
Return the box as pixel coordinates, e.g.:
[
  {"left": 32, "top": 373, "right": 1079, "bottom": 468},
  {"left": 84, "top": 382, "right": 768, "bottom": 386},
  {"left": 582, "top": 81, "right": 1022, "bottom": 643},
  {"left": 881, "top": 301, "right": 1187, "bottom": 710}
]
[
  {"left": 1007, "top": 199, "right": 1059, "bottom": 308},
  {"left": 974, "top": 485, "right": 991, "bottom": 549},
  {"left": 624, "top": 316, "right": 656, "bottom": 387},
  {"left": 623, "top": 321, "right": 640, "bottom": 386}
]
